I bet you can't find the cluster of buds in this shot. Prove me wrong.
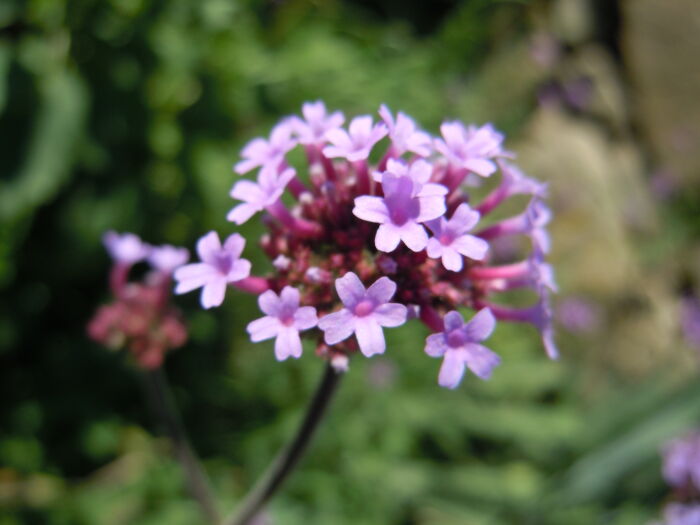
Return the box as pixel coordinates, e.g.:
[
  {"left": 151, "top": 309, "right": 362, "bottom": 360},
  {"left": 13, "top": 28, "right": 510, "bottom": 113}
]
[
  {"left": 88, "top": 232, "right": 189, "bottom": 369},
  {"left": 173, "top": 101, "right": 557, "bottom": 388},
  {"left": 654, "top": 431, "right": 700, "bottom": 524}
]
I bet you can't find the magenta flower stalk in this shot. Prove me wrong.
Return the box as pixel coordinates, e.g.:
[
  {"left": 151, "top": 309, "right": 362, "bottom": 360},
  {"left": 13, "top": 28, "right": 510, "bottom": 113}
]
[{"left": 167, "top": 102, "right": 556, "bottom": 524}]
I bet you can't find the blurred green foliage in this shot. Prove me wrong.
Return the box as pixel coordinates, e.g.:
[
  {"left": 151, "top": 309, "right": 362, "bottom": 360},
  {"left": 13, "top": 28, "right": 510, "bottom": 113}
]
[{"left": 1, "top": 0, "right": 700, "bottom": 524}]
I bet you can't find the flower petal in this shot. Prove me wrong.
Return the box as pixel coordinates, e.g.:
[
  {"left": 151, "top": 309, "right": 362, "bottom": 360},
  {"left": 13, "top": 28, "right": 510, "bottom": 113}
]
[
  {"left": 373, "top": 303, "right": 407, "bottom": 328},
  {"left": 200, "top": 278, "right": 227, "bottom": 309},
  {"left": 366, "top": 276, "right": 397, "bottom": 304},
  {"left": 441, "top": 247, "right": 463, "bottom": 272},
  {"left": 294, "top": 306, "right": 318, "bottom": 330},
  {"left": 354, "top": 317, "right": 386, "bottom": 357},
  {"left": 247, "top": 315, "right": 281, "bottom": 342},
  {"left": 258, "top": 290, "right": 281, "bottom": 317},
  {"left": 275, "top": 327, "right": 303, "bottom": 360},
  {"left": 353, "top": 196, "right": 388, "bottom": 224},
  {"left": 227, "top": 203, "right": 260, "bottom": 225},
  {"left": 438, "top": 350, "right": 467, "bottom": 389},
  {"left": 464, "top": 343, "right": 501, "bottom": 380},
  {"left": 227, "top": 259, "right": 251, "bottom": 282},
  {"left": 196, "top": 231, "right": 222, "bottom": 264},
  {"left": 335, "top": 272, "right": 366, "bottom": 308},
  {"left": 174, "top": 263, "right": 217, "bottom": 294},
  {"left": 443, "top": 311, "right": 464, "bottom": 332},
  {"left": 223, "top": 233, "right": 246, "bottom": 259},
  {"left": 452, "top": 235, "right": 489, "bottom": 261},
  {"left": 425, "top": 333, "right": 448, "bottom": 357},
  {"left": 465, "top": 308, "right": 496, "bottom": 342},
  {"left": 375, "top": 223, "right": 402, "bottom": 252},
  {"left": 319, "top": 309, "right": 355, "bottom": 345},
  {"left": 398, "top": 222, "right": 428, "bottom": 252}
]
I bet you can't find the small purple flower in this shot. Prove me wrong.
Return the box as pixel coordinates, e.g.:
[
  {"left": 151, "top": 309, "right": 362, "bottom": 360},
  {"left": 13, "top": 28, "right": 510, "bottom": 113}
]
[
  {"left": 477, "top": 198, "right": 552, "bottom": 254},
  {"left": 681, "top": 297, "right": 700, "bottom": 349},
  {"left": 378, "top": 104, "right": 432, "bottom": 157},
  {"left": 103, "top": 231, "right": 151, "bottom": 264},
  {"left": 323, "top": 116, "right": 387, "bottom": 162},
  {"left": 291, "top": 100, "right": 345, "bottom": 145},
  {"left": 227, "top": 166, "right": 297, "bottom": 224},
  {"left": 662, "top": 431, "right": 700, "bottom": 490},
  {"left": 234, "top": 121, "right": 297, "bottom": 174},
  {"left": 318, "top": 272, "right": 407, "bottom": 357},
  {"left": 353, "top": 173, "right": 446, "bottom": 252},
  {"left": 424, "top": 309, "right": 500, "bottom": 389},
  {"left": 373, "top": 159, "right": 446, "bottom": 197},
  {"left": 425, "top": 203, "right": 489, "bottom": 271},
  {"left": 246, "top": 286, "right": 318, "bottom": 361},
  {"left": 658, "top": 503, "right": 700, "bottom": 525},
  {"left": 434, "top": 122, "right": 505, "bottom": 177},
  {"left": 173, "top": 231, "right": 252, "bottom": 309},
  {"left": 148, "top": 245, "right": 190, "bottom": 274}
]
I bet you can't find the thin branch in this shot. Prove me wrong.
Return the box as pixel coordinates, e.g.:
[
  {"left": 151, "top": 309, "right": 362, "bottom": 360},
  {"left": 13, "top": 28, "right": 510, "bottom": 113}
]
[
  {"left": 145, "top": 368, "right": 221, "bottom": 524},
  {"left": 224, "top": 362, "right": 343, "bottom": 525}
]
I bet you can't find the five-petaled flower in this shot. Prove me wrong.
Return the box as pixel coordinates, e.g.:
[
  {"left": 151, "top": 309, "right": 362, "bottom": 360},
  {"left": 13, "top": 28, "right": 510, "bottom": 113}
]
[
  {"left": 425, "top": 203, "right": 488, "bottom": 271},
  {"left": 318, "top": 272, "right": 407, "bottom": 357},
  {"left": 323, "top": 115, "right": 387, "bottom": 162},
  {"left": 174, "top": 231, "right": 251, "bottom": 309},
  {"left": 353, "top": 170, "right": 446, "bottom": 252},
  {"left": 424, "top": 309, "right": 500, "bottom": 389},
  {"left": 247, "top": 286, "right": 318, "bottom": 361}
]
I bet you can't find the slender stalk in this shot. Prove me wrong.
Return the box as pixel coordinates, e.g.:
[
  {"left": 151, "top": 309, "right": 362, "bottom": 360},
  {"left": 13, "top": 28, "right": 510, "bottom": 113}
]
[
  {"left": 224, "top": 363, "right": 343, "bottom": 525},
  {"left": 145, "top": 369, "right": 221, "bottom": 524}
]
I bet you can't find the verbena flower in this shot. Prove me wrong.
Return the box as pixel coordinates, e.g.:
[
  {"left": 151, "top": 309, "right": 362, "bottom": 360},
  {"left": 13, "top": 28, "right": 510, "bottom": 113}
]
[
  {"left": 318, "top": 272, "right": 407, "bottom": 357},
  {"left": 174, "top": 231, "right": 252, "bottom": 309},
  {"left": 174, "top": 102, "right": 557, "bottom": 387},
  {"left": 425, "top": 203, "right": 488, "bottom": 272},
  {"left": 424, "top": 309, "right": 500, "bottom": 388},
  {"left": 247, "top": 286, "right": 318, "bottom": 361},
  {"left": 89, "top": 233, "right": 189, "bottom": 369},
  {"left": 103, "top": 231, "right": 151, "bottom": 264},
  {"left": 662, "top": 431, "right": 700, "bottom": 490}
]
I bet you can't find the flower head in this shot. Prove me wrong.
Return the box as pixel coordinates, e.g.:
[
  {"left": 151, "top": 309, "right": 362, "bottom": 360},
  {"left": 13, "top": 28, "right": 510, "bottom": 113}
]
[
  {"left": 174, "top": 231, "right": 251, "bottom": 309},
  {"left": 318, "top": 273, "right": 407, "bottom": 357},
  {"left": 173, "top": 102, "right": 556, "bottom": 386},
  {"left": 103, "top": 231, "right": 151, "bottom": 264},
  {"left": 424, "top": 309, "right": 500, "bottom": 388},
  {"left": 247, "top": 286, "right": 318, "bottom": 361}
]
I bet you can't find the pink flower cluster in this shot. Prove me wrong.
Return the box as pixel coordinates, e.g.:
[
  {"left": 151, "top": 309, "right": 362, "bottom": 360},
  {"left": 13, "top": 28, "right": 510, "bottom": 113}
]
[
  {"left": 88, "top": 232, "right": 189, "bottom": 369},
  {"left": 174, "top": 101, "right": 557, "bottom": 388}
]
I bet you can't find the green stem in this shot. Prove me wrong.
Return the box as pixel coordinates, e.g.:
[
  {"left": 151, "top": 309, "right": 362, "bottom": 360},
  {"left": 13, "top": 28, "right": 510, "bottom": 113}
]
[
  {"left": 145, "top": 369, "right": 221, "bottom": 524},
  {"left": 224, "top": 362, "right": 343, "bottom": 525}
]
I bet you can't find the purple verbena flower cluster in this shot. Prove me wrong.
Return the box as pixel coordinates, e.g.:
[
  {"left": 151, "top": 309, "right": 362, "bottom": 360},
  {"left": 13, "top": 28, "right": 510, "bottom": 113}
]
[
  {"left": 88, "top": 232, "right": 190, "bottom": 369},
  {"left": 174, "top": 101, "right": 557, "bottom": 388}
]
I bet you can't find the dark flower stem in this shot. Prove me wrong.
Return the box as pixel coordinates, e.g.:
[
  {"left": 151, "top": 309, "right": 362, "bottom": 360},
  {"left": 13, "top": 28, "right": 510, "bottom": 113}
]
[
  {"left": 224, "top": 362, "right": 344, "bottom": 525},
  {"left": 145, "top": 368, "right": 221, "bottom": 524}
]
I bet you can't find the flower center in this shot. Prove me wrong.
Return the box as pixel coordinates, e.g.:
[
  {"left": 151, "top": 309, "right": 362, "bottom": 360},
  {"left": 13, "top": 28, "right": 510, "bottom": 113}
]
[
  {"left": 446, "top": 329, "right": 466, "bottom": 348},
  {"left": 214, "top": 252, "right": 232, "bottom": 274},
  {"left": 354, "top": 299, "right": 375, "bottom": 317},
  {"left": 389, "top": 206, "right": 409, "bottom": 226},
  {"left": 439, "top": 232, "right": 454, "bottom": 245}
]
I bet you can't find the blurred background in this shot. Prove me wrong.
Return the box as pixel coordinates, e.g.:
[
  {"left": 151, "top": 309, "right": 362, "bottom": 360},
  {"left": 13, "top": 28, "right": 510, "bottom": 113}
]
[{"left": 2, "top": 0, "right": 700, "bottom": 523}]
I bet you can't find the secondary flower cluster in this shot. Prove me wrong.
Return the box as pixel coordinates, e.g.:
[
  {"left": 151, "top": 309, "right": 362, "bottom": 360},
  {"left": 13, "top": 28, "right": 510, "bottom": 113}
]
[
  {"left": 653, "top": 431, "right": 700, "bottom": 524},
  {"left": 88, "top": 232, "right": 189, "bottom": 369},
  {"left": 174, "top": 101, "right": 557, "bottom": 388}
]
